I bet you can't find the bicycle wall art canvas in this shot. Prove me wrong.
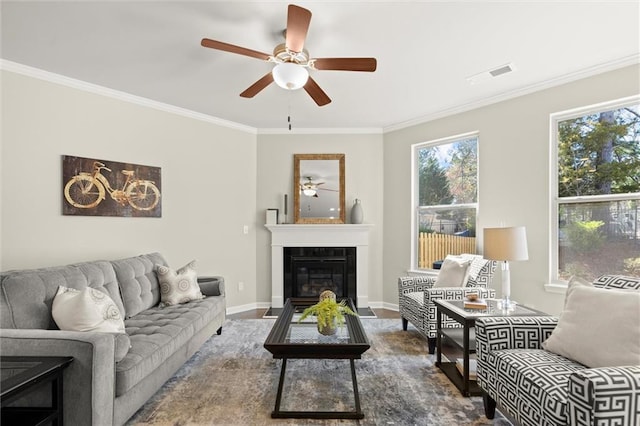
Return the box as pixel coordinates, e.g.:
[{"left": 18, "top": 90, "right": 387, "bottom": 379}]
[{"left": 62, "top": 155, "right": 162, "bottom": 217}]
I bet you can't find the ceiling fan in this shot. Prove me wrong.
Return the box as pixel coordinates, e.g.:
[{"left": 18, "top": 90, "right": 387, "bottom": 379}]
[
  {"left": 200, "top": 4, "right": 377, "bottom": 106},
  {"left": 300, "top": 177, "right": 338, "bottom": 197}
]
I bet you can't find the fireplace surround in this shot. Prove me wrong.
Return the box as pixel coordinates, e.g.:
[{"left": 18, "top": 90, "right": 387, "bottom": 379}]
[{"left": 266, "top": 224, "right": 372, "bottom": 309}]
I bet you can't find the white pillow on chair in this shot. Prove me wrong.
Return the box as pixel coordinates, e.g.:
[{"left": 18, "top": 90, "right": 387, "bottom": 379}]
[{"left": 434, "top": 255, "right": 472, "bottom": 288}]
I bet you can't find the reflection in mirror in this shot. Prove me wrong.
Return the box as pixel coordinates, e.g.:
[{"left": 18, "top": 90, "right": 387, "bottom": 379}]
[{"left": 294, "top": 154, "right": 345, "bottom": 224}]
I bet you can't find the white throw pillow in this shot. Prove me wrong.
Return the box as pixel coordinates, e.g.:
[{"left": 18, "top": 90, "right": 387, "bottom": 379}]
[
  {"left": 542, "top": 284, "right": 640, "bottom": 368},
  {"left": 52, "top": 286, "right": 125, "bottom": 333},
  {"left": 564, "top": 275, "right": 592, "bottom": 306},
  {"left": 434, "top": 255, "right": 472, "bottom": 288},
  {"left": 156, "top": 260, "right": 204, "bottom": 307}
]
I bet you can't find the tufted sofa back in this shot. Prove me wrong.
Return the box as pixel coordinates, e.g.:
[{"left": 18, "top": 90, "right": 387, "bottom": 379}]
[
  {"left": 0, "top": 252, "right": 169, "bottom": 328},
  {"left": 0, "top": 260, "right": 124, "bottom": 329},
  {"left": 111, "top": 252, "right": 167, "bottom": 318}
]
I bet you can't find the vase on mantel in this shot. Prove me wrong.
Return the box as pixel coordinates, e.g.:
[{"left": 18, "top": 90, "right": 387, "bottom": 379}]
[{"left": 351, "top": 199, "right": 363, "bottom": 224}]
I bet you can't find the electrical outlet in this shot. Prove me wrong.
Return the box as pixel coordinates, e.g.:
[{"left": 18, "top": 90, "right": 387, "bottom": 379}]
[{"left": 238, "top": 281, "right": 244, "bottom": 291}]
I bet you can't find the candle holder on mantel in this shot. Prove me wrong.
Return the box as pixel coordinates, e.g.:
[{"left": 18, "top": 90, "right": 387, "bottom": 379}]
[{"left": 282, "top": 194, "right": 288, "bottom": 224}]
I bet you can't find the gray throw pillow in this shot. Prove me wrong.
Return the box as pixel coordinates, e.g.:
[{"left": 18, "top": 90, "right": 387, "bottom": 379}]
[{"left": 156, "top": 260, "right": 204, "bottom": 307}]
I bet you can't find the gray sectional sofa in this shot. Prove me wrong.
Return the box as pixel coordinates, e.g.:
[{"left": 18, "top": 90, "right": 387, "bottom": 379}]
[{"left": 0, "top": 252, "right": 226, "bottom": 426}]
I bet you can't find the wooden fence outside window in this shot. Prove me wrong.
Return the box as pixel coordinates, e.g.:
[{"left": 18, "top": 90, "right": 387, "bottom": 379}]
[{"left": 418, "top": 233, "right": 477, "bottom": 269}]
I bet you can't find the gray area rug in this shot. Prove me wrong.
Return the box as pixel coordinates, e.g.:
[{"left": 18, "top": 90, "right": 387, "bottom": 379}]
[{"left": 126, "top": 319, "right": 512, "bottom": 425}]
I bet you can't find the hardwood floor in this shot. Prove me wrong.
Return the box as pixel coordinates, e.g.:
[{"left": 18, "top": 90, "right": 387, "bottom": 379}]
[{"left": 228, "top": 307, "right": 400, "bottom": 320}]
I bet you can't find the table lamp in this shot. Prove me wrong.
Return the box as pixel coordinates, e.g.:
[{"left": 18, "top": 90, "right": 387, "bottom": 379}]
[{"left": 483, "top": 226, "right": 529, "bottom": 309}]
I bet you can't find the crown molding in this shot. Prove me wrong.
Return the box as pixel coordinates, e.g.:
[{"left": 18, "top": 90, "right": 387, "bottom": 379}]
[
  {"left": 257, "top": 127, "right": 383, "bottom": 135},
  {"left": 3, "top": 55, "right": 638, "bottom": 136},
  {"left": 383, "top": 54, "right": 640, "bottom": 133},
  {"left": 0, "top": 60, "right": 257, "bottom": 134}
]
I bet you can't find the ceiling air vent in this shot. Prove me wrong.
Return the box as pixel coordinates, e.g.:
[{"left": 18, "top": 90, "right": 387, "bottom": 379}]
[{"left": 466, "top": 62, "right": 516, "bottom": 85}]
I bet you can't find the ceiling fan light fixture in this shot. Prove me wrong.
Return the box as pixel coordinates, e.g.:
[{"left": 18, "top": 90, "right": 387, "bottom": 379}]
[
  {"left": 303, "top": 188, "right": 317, "bottom": 197},
  {"left": 272, "top": 62, "right": 309, "bottom": 90}
]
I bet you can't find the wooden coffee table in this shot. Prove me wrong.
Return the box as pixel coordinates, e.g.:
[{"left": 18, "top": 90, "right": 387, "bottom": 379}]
[{"left": 263, "top": 298, "right": 370, "bottom": 419}]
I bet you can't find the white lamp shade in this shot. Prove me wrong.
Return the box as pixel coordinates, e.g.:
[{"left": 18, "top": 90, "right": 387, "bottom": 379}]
[
  {"left": 303, "top": 188, "right": 316, "bottom": 197},
  {"left": 272, "top": 63, "right": 309, "bottom": 90},
  {"left": 483, "top": 226, "right": 529, "bottom": 261}
]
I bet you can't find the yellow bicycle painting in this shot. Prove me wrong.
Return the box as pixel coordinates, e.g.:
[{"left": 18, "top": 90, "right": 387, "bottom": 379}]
[{"left": 62, "top": 155, "right": 162, "bottom": 217}]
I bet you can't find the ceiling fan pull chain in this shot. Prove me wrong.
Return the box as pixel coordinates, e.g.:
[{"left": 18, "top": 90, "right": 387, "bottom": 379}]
[{"left": 288, "top": 91, "right": 293, "bottom": 131}]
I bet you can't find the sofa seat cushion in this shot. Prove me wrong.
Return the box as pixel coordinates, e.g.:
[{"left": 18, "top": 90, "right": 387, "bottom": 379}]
[
  {"left": 115, "top": 296, "right": 224, "bottom": 396},
  {"left": 491, "top": 348, "right": 586, "bottom": 426}
]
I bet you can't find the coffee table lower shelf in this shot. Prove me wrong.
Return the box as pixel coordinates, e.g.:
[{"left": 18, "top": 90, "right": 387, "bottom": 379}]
[{"left": 271, "top": 358, "right": 364, "bottom": 420}]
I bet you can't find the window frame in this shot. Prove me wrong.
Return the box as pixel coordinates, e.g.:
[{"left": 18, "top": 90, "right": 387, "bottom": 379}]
[
  {"left": 411, "top": 131, "right": 480, "bottom": 272},
  {"left": 549, "top": 95, "right": 640, "bottom": 290}
]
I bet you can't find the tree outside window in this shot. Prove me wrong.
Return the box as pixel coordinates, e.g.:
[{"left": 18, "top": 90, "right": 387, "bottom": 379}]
[
  {"left": 554, "top": 98, "right": 640, "bottom": 281},
  {"left": 413, "top": 134, "right": 478, "bottom": 269}
]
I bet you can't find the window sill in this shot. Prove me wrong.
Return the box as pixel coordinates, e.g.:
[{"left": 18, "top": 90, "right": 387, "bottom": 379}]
[{"left": 544, "top": 282, "right": 567, "bottom": 294}]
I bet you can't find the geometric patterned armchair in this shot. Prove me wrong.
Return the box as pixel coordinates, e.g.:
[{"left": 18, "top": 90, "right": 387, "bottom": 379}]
[
  {"left": 476, "top": 274, "right": 640, "bottom": 426},
  {"left": 398, "top": 254, "right": 497, "bottom": 354}
]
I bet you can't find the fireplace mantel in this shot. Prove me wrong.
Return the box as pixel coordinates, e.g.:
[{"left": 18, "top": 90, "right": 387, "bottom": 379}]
[{"left": 266, "top": 224, "right": 373, "bottom": 308}]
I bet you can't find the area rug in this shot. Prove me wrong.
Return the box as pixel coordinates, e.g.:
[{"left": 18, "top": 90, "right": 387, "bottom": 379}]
[{"left": 126, "top": 319, "right": 512, "bottom": 426}]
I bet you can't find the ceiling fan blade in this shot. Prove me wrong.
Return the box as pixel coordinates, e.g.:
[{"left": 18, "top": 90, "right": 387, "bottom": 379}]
[
  {"left": 285, "top": 5, "right": 312, "bottom": 53},
  {"left": 201, "top": 38, "right": 271, "bottom": 61},
  {"left": 312, "top": 58, "right": 377, "bottom": 72},
  {"left": 303, "top": 77, "right": 331, "bottom": 106},
  {"left": 239, "top": 72, "right": 274, "bottom": 98}
]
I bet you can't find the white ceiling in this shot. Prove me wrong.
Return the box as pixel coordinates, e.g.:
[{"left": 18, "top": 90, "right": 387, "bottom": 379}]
[{"left": 2, "top": 1, "right": 639, "bottom": 131}]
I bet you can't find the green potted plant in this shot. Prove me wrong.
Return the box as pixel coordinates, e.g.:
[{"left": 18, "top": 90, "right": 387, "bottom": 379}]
[{"left": 298, "top": 290, "right": 357, "bottom": 335}]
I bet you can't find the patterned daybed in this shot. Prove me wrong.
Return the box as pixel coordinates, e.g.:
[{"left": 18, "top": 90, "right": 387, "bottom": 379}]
[{"left": 476, "top": 274, "right": 640, "bottom": 426}]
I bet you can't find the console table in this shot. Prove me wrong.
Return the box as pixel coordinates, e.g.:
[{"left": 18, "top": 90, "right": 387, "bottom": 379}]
[{"left": 1, "top": 356, "right": 73, "bottom": 426}]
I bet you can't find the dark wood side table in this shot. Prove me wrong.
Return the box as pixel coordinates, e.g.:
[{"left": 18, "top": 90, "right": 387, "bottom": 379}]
[
  {"left": 434, "top": 299, "right": 546, "bottom": 396},
  {"left": 1, "top": 356, "right": 73, "bottom": 426}
]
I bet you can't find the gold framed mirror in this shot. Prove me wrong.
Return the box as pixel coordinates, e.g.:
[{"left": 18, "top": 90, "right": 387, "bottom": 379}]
[{"left": 294, "top": 154, "right": 345, "bottom": 224}]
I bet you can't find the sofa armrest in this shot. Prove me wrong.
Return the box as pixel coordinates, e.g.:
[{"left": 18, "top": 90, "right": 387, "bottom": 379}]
[
  {"left": 0, "top": 328, "right": 116, "bottom": 426},
  {"left": 476, "top": 316, "right": 559, "bottom": 352},
  {"left": 198, "top": 276, "right": 225, "bottom": 296},
  {"left": 398, "top": 276, "right": 436, "bottom": 296},
  {"left": 567, "top": 365, "right": 640, "bottom": 426}
]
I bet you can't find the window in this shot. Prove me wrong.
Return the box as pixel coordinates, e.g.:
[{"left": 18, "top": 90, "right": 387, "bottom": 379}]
[
  {"left": 552, "top": 96, "right": 640, "bottom": 283},
  {"left": 412, "top": 133, "right": 478, "bottom": 270}
]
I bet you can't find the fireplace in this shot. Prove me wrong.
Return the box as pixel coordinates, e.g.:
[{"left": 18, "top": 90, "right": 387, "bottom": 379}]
[
  {"left": 266, "top": 224, "right": 372, "bottom": 309},
  {"left": 284, "top": 247, "right": 356, "bottom": 305}
]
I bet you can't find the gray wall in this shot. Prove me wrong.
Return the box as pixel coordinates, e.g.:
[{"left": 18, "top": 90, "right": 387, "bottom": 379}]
[
  {"left": 383, "top": 64, "right": 640, "bottom": 315},
  {"left": 1, "top": 70, "right": 258, "bottom": 310}
]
